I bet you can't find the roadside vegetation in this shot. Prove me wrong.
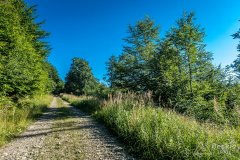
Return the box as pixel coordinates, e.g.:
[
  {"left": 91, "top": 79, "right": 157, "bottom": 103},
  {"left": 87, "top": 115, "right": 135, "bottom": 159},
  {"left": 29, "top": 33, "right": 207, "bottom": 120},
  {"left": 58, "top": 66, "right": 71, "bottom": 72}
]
[
  {"left": 64, "top": 12, "right": 240, "bottom": 127},
  {"left": 0, "top": 95, "right": 53, "bottom": 147},
  {"left": 0, "top": 0, "right": 62, "bottom": 147},
  {"left": 61, "top": 12, "right": 240, "bottom": 159},
  {"left": 1, "top": 0, "right": 240, "bottom": 159},
  {"left": 105, "top": 13, "right": 240, "bottom": 126},
  {"left": 97, "top": 93, "right": 240, "bottom": 159},
  {"left": 61, "top": 94, "right": 100, "bottom": 114},
  {"left": 63, "top": 93, "right": 240, "bottom": 159}
]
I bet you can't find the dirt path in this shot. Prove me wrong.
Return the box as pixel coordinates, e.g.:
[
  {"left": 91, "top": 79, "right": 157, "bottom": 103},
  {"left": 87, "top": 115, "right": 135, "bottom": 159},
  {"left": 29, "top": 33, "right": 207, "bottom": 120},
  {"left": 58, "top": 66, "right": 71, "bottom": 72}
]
[{"left": 0, "top": 98, "right": 134, "bottom": 160}]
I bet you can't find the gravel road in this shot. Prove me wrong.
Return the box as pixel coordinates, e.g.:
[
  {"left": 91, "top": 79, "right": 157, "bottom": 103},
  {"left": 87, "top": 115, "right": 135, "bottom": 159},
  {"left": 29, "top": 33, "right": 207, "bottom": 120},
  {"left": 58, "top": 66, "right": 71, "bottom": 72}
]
[{"left": 0, "top": 98, "right": 134, "bottom": 160}]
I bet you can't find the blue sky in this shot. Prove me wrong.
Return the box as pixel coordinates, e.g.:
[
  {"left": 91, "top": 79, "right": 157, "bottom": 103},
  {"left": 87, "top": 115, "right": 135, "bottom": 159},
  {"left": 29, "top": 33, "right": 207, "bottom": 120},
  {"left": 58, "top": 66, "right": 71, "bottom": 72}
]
[{"left": 25, "top": 0, "right": 240, "bottom": 81}]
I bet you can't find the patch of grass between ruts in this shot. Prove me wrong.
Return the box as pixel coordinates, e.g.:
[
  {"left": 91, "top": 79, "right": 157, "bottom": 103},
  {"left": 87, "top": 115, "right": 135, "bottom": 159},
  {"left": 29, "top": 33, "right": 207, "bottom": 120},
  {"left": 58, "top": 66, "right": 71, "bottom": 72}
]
[{"left": 37, "top": 98, "right": 85, "bottom": 160}]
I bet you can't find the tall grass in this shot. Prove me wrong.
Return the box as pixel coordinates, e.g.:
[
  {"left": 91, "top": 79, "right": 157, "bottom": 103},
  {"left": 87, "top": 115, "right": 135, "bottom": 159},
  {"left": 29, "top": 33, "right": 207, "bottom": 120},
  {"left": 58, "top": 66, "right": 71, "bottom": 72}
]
[
  {"left": 61, "top": 94, "right": 87, "bottom": 103},
  {"left": 60, "top": 94, "right": 100, "bottom": 114},
  {"left": 0, "top": 95, "right": 53, "bottom": 147},
  {"left": 66, "top": 93, "right": 240, "bottom": 159}
]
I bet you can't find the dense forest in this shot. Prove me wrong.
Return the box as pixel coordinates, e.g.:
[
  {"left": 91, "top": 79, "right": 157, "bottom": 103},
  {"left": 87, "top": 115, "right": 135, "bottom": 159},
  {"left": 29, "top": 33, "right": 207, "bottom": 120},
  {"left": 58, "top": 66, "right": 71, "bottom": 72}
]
[{"left": 1, "top": 0, "right": 240, "bottom": 159}]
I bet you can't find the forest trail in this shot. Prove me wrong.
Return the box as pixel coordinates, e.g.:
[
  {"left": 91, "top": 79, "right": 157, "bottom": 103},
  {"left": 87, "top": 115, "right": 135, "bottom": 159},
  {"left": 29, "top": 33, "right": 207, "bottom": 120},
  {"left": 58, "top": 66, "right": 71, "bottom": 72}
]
[{"left": 0, "top": 98, "right": 134, "bottom": 160}]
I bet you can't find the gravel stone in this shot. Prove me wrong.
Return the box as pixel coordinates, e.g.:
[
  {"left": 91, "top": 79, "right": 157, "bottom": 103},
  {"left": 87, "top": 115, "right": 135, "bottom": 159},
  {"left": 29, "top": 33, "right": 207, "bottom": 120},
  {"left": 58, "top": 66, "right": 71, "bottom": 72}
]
[{"left": 0, "top": 98, "right": 135, "bottom": 160}]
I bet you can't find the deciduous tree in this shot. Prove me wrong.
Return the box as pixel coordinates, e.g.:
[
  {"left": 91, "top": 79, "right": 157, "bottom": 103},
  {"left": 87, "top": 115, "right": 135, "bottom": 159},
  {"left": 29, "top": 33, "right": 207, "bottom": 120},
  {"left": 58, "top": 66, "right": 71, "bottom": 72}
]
[{"left": 65, "top": 58, "right": 97, "bottom": 95}]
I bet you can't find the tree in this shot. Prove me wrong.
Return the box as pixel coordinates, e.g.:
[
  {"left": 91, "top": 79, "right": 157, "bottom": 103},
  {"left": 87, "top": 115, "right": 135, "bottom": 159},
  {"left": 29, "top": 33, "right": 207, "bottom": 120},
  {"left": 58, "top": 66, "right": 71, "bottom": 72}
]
[
  {"left": 232, "top": 23, "right": 240, "bottom": 78},
  {"left": 46, "top": 62, "right": 64, "bottom": 94},
  {"left": 105, "top": 13, "right": 240, "bottom": 125},
  {"left": 231, "top": 55, "right": 240, "bottom": 79},
  {"left": 232, "top": 21, "right": 240, "bottom": 52},
  {"left": 166, "top": 12, "right": 211, "bottom": 98},
  {"left": 13, "top": 0, "right": 50, "bottom": 58},
  {"left": 106, "top": 55, "right": 119, "bottom": 88},
  {"left": 150, "top": 39, "right": 184, "bottom": 107},
  {"left": 149, "top": 12, "right": 223, "bottom": 114},
  {"left": 65, "top": 58, "right": 97, "bottom": 95},
  {"left": 0, "top": 0, "right": 51, "bottom": 101},
  {"left": 107, "top": 17, "right": 160, "bottom": 92}
]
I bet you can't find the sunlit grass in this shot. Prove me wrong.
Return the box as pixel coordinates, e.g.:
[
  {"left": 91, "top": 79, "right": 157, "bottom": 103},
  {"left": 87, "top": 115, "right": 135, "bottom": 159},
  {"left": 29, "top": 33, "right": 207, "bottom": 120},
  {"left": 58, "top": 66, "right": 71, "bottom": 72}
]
[
  {"left": 0, "top": 95, "right": 53, "bottom": 147},
  {"left": 66, "top": 93, "right": 240, "bottom": 159},
  {"left": 60, "top": 94, "right": 88, "bottom": 103},
  {"left": 60, "top": 94, "right": 98, "bottom": 114}
]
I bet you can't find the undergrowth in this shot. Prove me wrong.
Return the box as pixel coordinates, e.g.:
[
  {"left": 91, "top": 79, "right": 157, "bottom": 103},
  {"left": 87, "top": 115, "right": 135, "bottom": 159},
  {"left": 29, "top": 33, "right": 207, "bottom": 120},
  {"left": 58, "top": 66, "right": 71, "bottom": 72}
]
[
  {"left": 0, "top": 95, "right": 53, "bottom": 147},
  {"left": 64, "top": 93, "right": 240, "bottom": 159},
  {"left": 61, "top": 94, "right": 100, "bottom": 114}
]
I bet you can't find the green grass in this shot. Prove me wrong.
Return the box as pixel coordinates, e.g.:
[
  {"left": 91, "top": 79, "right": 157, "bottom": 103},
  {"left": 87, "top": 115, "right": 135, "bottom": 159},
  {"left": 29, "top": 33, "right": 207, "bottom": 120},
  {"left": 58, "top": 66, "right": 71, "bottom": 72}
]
[
  {"left": 56, "top": 97, "right": 66, "bottom": 108},
  {"left": 65, "top": 93, "right": 240, "bottom": 160},
  {"left": 60, "top": 94, "right": 86, "bottom": 103},
  {"left": 71, "top": 98, "right": 100, "bottom": 114},
  {"left": 55, "top": 97, "right": 71, "bottom": 118},
  {"left": 0, "top": 95, "right": 53, "bottom": 147},
  {"left": 36, "top": 97, "right": 85, "bottom": 160},
  {"left": 61, "top": 94, "right": 99, "bottom": 114}
]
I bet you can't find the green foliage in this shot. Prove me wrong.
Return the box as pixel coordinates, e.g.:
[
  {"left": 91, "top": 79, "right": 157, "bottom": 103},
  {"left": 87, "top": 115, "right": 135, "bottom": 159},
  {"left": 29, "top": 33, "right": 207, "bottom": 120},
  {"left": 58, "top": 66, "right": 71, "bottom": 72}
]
[
  {"left": 99, "top": 95, "right": 240, "bottom": 159},
  {"left": 0, "top": 0, "right": 52, "bottom": 101},
  {"left": 0, "top": 1, "right": 56, "bottom": 146},
  {"left": 231, "top": 54, "right": 240, "bottom": 79},
  {"left": 106, "top": 17, "right": 159, "bottom": 92},
  {"left": 71, "top": 98, "right": 101, "bottom": 114},
  {"left": 150, "top": 39, "right": 185, "bottom": 107},
  {"left": 65, "top": 58, "right": 98, "bottom": 95},
  {"left": 231, "top": 21, "right": 240, "bottom": 79},
  {"left": 232, "top": 21, "right": 240, "bottom": 52},
  {"left": 68, "top": 93, "right": 240, "bottom": 160},
  {"left": 46, "top": 62, "right": 64, "bottom": 94},
  {"left": 60, "top": 94, "right": 83, "bottom": 103},
  {"left": 161, "top": 12, "right": 213, "bottom": 105},
  {"left": 93, "top": 83, "right": 111, "bottom": 99},
  {"left": 106, "top": 12, "right": 240, "bottom": 125}
]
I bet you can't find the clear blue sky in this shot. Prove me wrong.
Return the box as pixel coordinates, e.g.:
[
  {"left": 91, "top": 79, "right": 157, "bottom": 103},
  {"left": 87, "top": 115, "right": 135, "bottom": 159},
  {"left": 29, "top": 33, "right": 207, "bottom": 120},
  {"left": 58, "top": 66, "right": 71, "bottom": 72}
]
[{"left": 25, "top": 0, "right": 240, "bottom": 81}]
